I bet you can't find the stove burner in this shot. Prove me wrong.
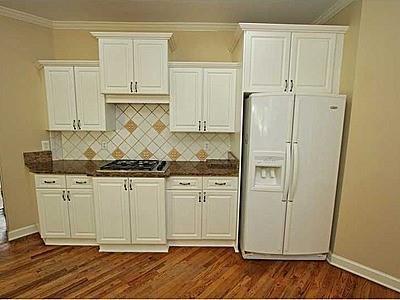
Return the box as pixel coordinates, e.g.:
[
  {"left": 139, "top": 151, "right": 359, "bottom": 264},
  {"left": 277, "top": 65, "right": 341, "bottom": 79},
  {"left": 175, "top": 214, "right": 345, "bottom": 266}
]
[{"left": 99, "top": 160, "right": 168, "bottom": 172}]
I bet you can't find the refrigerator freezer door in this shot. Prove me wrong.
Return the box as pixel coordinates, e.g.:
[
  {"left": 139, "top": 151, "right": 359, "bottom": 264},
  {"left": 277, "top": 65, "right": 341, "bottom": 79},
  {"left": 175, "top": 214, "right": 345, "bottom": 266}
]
[
  {"left": 242, "top": 94, "right": 294, "bottom": 255},
  {"left": 284, "top": 95, "right": 345, "bottom": 255}
]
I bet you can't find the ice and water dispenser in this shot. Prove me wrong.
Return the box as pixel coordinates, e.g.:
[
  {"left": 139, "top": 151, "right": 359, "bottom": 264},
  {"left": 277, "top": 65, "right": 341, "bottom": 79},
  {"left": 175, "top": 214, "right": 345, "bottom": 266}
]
[{"left": 251, "top": 151, "right": 285, "bottom": 192}]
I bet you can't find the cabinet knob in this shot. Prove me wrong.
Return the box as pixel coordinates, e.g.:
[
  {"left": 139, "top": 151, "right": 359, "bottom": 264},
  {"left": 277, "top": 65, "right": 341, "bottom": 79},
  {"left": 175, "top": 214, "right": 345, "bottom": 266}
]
[
  {"left": 67, "top": 191, "right": 71, "bottom": 202},
  {"left": 130, "top": 81, "right": 133, "bottom": 93},
  {"left": 77, "top": 120, "right": 81, "bottom": 130},
  {"left": 124, "top": 179, "right": 127, "bottom": 191},
  {"left": 290, "top": 80, "right": 294, "bottom": 92},
  {"left": 129, "top": 179, "right": 133, "bottom": 190},
  {"left": 198, "top": 121, "right": 201, "bottom": 131},
  {"left": 179, "top": 182, "right": 191, "bottom": 186},
  {"left": 73, "top": 120, "right": 76, "bottom": 130},
  {"left": 135, "top": 81, "right": 138, "bottom": 93},
  {"left": 198, "top": 192, "right": 202, "bottom": 203},
  {"left": 203, "top": 192, "right": 206, "bottom": 202},
  {"left": 203, "top": 121, "right": 207, "bottom": 132},
  {"left": 62, "top": 191, "right": 66, "bottom": 201},
  {"left": 284, "top": 80, "right": 288, "bottom": 92}
]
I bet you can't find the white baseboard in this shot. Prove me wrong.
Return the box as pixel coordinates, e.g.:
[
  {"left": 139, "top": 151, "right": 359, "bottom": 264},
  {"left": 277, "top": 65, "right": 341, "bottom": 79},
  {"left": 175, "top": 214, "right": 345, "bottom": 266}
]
[
  {"left": 328, "top": 253, "right": 400, "bottom": 292},
  {"left": 8, "top": 224, "right": 38, "bottom": 241}
]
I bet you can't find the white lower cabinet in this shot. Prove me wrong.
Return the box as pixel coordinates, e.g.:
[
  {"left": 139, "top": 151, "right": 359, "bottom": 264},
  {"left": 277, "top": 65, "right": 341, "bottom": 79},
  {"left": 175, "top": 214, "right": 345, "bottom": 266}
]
[
  {"left": 93, "top": 177, "right": 166, "bottom": 246},
  {"left": 202, "top": 191, "right": 237, "bottom": 240},
  {"left": 130, "top": 178, "right": 166, "bottom": 244},
  {"left": 166, "top": 176, "right": 238, "bottom": 241},
  {"left": 167, "top": 190, "right": 202, "bottom": 239},
  {"left": 36, "top": 189, "right": 71, "bottom": 238},
  {"left": 35, "top": 175, "right": 96, "bottom": 241}
]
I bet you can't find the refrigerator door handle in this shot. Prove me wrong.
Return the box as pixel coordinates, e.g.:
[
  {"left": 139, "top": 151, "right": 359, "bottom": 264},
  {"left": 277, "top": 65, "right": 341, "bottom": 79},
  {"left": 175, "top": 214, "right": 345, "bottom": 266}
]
[
  {"left": 288, "top": 142, "right": 299, "bottom": 202},
  {"left": 283, "top": 143, "right": 292, "bottom": 201}
]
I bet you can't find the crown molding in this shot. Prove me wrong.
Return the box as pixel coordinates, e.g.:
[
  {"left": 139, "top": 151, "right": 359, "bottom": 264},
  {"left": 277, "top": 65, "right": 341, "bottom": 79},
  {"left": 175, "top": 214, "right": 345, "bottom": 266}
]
[
  {"left": 53, "top": 21, "right": 237, "bottom": 31},
  {"left": 169, "top": 61, "right": 241, "bottom": 68},
  {"left": 239, "top": 23, "right": 348, "bottom": 33},
  {"left": 0, "top": 5, "right": 52, "bottom": 28},
  {"left": 313, "top": 0, "right": 355, "bottom": 24},
  {"left": 37, "top": 60, "right": 99, "bottom": 69}
]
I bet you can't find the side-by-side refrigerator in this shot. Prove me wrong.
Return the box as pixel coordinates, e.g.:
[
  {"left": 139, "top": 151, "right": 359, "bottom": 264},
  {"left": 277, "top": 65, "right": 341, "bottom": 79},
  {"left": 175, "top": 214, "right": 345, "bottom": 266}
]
[{"left": 241, "top": 93, "right": 345, "bottom": 259}]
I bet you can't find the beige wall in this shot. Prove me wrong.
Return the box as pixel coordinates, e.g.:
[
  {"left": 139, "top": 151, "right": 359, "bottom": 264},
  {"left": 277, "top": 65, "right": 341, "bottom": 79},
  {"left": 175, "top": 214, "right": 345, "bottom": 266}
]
[
  {"left": 328, "top": 0, "right": 400, "bottom": 278},
  {"left": 53, "top": 29, "right": 234, "bottom": 61},
  {"left": 0, "top": 16, "right": 53, "bottom": 231}
]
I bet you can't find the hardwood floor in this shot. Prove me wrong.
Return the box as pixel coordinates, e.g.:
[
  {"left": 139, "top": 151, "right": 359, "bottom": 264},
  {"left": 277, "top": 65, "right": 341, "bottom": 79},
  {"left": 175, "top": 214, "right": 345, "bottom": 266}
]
[{"left": 0, "top": 234, "right": 398, "bottom": 299}]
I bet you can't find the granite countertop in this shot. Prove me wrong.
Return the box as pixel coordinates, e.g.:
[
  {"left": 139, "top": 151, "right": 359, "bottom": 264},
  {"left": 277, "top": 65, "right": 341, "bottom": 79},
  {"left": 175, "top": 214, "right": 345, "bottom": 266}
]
[{"left": 24, "top": 151, "right": 239, "bottom": 177}]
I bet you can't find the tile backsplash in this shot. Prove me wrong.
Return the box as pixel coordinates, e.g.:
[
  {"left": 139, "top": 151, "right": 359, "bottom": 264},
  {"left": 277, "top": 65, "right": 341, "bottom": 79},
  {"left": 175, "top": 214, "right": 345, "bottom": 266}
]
[{"left": 50, "top": 104, "right": 231, "bottom": 161}]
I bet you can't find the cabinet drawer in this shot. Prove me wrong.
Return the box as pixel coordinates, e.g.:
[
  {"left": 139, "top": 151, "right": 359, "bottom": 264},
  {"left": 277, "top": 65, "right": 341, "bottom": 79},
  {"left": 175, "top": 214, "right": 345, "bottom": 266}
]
[
  {"left": 67, "top": 176, "right": 92, "bottom": 189},
  {"left": 35, "top": 175, "right": 66, "bottom": 189},
  {"left": 203, "top": 177, "right": 238, "bottom": 190},
  {"left": 166, "top": 177, "right": 202, "bottom": 190}
]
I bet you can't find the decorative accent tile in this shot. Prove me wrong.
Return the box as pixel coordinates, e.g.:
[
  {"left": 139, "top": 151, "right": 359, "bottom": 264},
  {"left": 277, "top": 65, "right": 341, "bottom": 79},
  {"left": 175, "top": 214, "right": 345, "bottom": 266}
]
[
  {"left": 84, "top": 147, "right": 96, "bottom": 160},
  {"left": 58, "top": 104, "right": 231, "bottom": 161},
  {"left": 140, "top": 148, "right": 153, "bottom": 159},
  {"left": 124, "top": 120, "right": 138, "bottom": 133},
  {"left": 152, "top": 120, "right": 166, "bottom": 134},
  {"left": 196, "top": 149, "right": 209, "bottom": 161},
  {"left": 112, "top": 148, "right": 125, "bottom": 159},
  {"left": 168, "top": 148, "right": 181, "bottom": 161}
]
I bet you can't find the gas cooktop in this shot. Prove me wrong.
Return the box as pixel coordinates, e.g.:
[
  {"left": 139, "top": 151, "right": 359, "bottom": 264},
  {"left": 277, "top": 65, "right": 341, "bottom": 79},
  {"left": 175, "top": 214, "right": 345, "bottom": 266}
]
[{"left": 98, "top": 160, "right": 168, "bottom": 172}]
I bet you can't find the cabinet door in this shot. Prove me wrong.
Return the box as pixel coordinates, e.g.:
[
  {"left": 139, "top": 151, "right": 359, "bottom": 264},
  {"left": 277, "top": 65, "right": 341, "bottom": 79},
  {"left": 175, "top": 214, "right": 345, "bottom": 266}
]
[
  {"left": 133, "top": 39, "right": 168, "bottom": 94},
  {"left": 36, "top": 189, "right": 70, "bottom": 238},
  {"left": 74, "top": 67, "right": 106, "bottom": 131},
  {"left": 169, "top": 68, "right": 203, "bottom": 132},
  {"left": 202, "top": 191, "right": 237, "bottom": 240},
  {"left": 166, "top": 190, "right": 202, "bottom": 239},
  {"left": 289, "top": 33, "right": 336, "bottom": 94},
  {"left": 130, "top": 178, "right": 166, "bottom": 244},
  {"left": 203, "top": 69, "right": 236, "bottom": 132},
  {"left": 99, "top": 38, "right": 134, "bottom": 94},
  {"left": 44, "top": 66, "right": 77, "bottom": 130},
  {"left": 93, "top": 178, "right": 131, "bottom": 244},
  {"left": 243, "top": 31, "right": 291, "bottom": 93},
  {"left": 68, "top": 190, "right": 96, "bottom": 239}
]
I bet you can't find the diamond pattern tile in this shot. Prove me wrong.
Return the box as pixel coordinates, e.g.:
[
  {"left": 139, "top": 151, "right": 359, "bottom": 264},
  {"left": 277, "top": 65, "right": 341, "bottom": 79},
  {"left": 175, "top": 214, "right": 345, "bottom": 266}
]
[{"left": 54, "top": 104, "right": 230, "bottom": 161}]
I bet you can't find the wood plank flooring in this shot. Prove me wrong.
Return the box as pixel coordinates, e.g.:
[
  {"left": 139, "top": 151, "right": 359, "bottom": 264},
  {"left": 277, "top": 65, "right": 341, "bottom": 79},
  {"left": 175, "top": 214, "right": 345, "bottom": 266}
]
[{"left": 0, "top": 234, "right": 398, "bottom": 298}]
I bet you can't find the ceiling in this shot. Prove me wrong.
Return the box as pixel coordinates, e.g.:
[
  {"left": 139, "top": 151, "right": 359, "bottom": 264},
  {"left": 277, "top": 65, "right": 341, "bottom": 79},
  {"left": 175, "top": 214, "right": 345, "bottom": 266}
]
[{"left": 0, "top": 0, "right": 339, "bottom": 24}]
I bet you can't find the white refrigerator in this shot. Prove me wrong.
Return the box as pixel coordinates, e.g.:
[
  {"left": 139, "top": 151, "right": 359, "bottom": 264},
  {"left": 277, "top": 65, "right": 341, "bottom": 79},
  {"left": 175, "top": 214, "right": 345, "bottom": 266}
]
[{"left": 241, "top": 93, "right": 345, "bottom": 259}]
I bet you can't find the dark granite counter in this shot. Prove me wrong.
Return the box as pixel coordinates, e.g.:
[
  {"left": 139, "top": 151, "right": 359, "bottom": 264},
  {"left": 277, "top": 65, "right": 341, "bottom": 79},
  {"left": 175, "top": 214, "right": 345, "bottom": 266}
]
[{"left": 24, "top": 151, "right": 239, "bottom": 177}]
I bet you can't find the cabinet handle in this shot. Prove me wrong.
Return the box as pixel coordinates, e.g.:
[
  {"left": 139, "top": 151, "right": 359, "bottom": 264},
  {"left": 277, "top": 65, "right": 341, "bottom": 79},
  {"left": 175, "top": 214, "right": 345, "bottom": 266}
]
[
  {"left": 129, "top": 179, "right": 133, "bottom": 190},
  {"left": 67, "top": 191, "right": 71, "bottom": 202},
  {"left": 215, "top": 182, "right": 227, "bottom": 186},
  {"left": 284, "top": 80, "right": 288, "bottom": 92},
  {"left": 73, "top": 120, "right": 76, "bottom": 130},
  {"left": 179, "top": 182, "right": 191, "bottom": 186},
  {"left": 135, "top": 81, "right": 138, "bottom": 93},
  {"left": 203, "top": 121, "right": 207, "bottom": 132},
  {"left": 44, "top": 180, "right": 56, "bottom": 184},
  {"left": 198, "top": 121, "right": 201, "bottom": 131},
  {"left": 77, "top": 120, "right": 81, "bottom": 130},
  {"left": 203, "top": 192, "right": 206, "bottom": 202},
  {"left": 130, "top": 81, "right": 133, "bottom": 93},
  {"left": 198, "top": 192, "right": 202, "bottom": 203},
  {"left": 290, "top": 80, "right": 294, "bottom": 92},
  {"left": 62, "top": 191, "right": 66, "bottom": 201},
  {"left": 124, "top": 179, "right": 127, "bottom": 191},
  {"left": 75, "top": 181, "right": 87, "bottom": 184}
]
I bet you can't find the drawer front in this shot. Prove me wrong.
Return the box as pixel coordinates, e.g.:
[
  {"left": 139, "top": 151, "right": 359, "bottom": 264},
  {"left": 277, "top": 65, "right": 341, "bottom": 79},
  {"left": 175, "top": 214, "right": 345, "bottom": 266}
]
[
  {"left": 166, "top": 177, "right": 202, "bottom": 190},
  {"left": 67, "top": 176, "right": 93, "bottom": 189},
  {"left": 35, "top": 174, "right": 66, "bottom": 189},
  {"left": 203, "top": 177, "right": 238, "bottom": 190}
]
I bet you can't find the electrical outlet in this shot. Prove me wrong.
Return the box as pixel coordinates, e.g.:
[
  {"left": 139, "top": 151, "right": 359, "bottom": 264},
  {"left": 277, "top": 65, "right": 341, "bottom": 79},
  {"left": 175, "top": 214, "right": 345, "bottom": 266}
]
[
  {"left": 41, "top": 140, "right": 50, "bottom": 151},
  {"left": 101, "top": 141, "right": 108, "bottom": 150},
  {"left": 204, "top": 142, "right": 209, "bottom": 151}
]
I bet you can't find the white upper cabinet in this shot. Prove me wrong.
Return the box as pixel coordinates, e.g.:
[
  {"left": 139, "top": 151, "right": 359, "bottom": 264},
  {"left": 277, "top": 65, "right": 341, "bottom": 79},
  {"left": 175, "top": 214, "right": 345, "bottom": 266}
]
[
  {"left": 203, "top": 68, "right": 236, "bottom": 132},
  {"left": 240, "top": 23, "right": 347, "bottom": 95},
  {"left": 99, "top": 39, "right": 134, "bottom": 94},
  {"left": 133, "top": 39, "right": 168, "bottom": 94},
  {"left": 92, "top": 32, "right": 172, "bottom": 95},
  {"left": 169, "top": 63, "right": 240, "bottom": 133},
  {"left": 42, "top": 62, "right": 115, "bottom": 131},
  {"left": 289, "top": 33, "right": 336, "bottom": 94},
  {"left": 169, "top": 68, "right": 203, "bottom": 132},
  {"left": 44, "top": 66, "right": 77, "bottom": 131},
  {"left": 243, "top": 31, "right": 291, "bottom": 93}
]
